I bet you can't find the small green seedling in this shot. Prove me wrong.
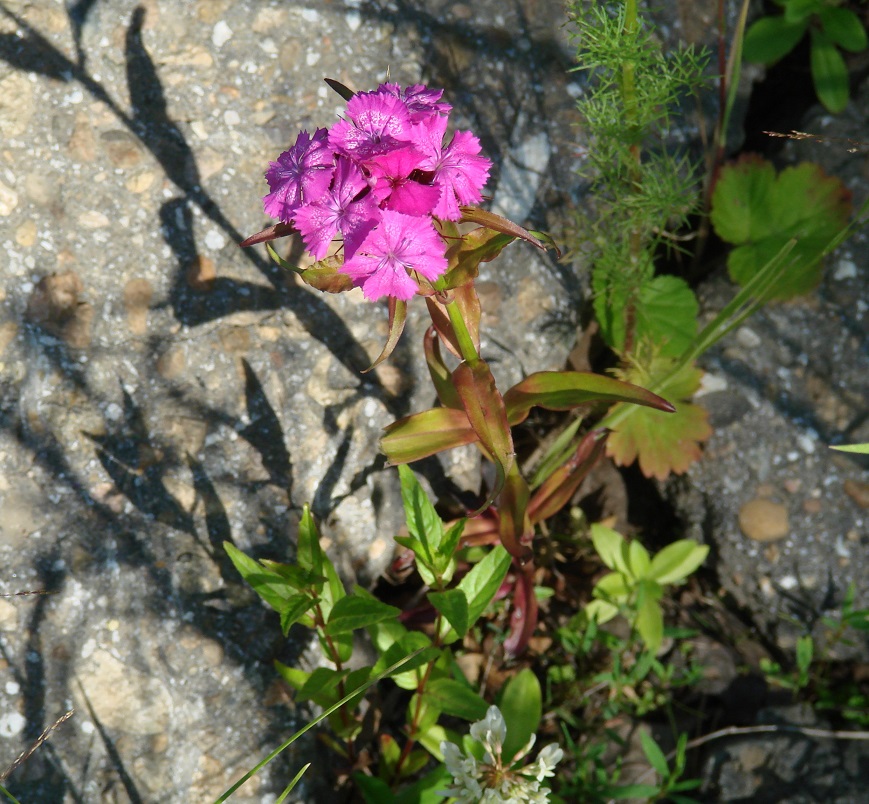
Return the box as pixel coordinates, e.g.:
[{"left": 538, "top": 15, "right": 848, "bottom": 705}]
[
  {"left": 585, "top": 524, "right": 709, "bottom": 652},
  {"left": 743, "top": 0, "right": 868, "bottom": 113}
]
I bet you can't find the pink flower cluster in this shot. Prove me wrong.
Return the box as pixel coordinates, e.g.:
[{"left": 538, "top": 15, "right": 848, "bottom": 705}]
[{"left": 263, "top": 83, "right": 492, "bottom": 301}]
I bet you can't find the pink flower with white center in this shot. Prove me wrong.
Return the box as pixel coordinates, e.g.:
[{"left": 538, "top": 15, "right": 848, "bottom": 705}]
[
  {"left": 293, "top": 158, "right": 379, "bottom": 260},
  {"left": 367, "top": 146, "right": 441, "bottom": 216},
  {"left": 341, "top": 209, "right": 448, "bottom": 301},
  {"left": 413, "top": 115, "right": 492, "bottom": 220},
  {"left": 263, "top": 128, "right": 334, "bottom": 222},
  {"left": 329, "top": 91, "right": 413, "bottom": 160}
]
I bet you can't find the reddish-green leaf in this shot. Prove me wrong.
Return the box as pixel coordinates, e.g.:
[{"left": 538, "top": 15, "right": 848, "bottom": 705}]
[
  {"left": 381, "top": 407, "right": 476, "bottom": 465},
  {"left": 527, "top": 429, "right": 608, "bottom": 524},
  {"left": 298, "top": 256, "right": 355, "bottom": 294},
  {"left": 453, "top": 359, "right": 513, "bottom": 512},
  {"left": 504, "top": 371, "right": 675, "bottom": 426},
  {"left": 240, "top": 221, "right": 295, "bottom": 248},
  {"left": 504, "top": 566, "right": 538, "bottom": 657},
  {"left": 425, "top": 283, "right": 481, "bottom": 360},
  {"left": 437, "top": 226, "right": 516, "bottom": 289},
  {"left": 362, "top": 297, "right": 407, "bottom": 373},
  {"left": 498, "top": 462, "right": 533, "bottom": 562},
  {"left": 423, "top": 327, "right": 461, "bottom": 408},
  {"left": 710, "top": 156, "right": 852, "bottom": 298},
  {"left": 458, "top": 207, "right": 551, "bottom": 252}
]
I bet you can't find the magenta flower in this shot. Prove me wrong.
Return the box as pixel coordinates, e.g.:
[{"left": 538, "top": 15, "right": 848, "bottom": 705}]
[
  {"left": 413, "top": 115, "right": 492, "bottom": 220},
  {"left": 377, "top": 82, "right": 452, "bottom": 122},
  {"left": 329, "top": 91, "right": 413, "bottom": 159},
  {"left": 341, "top": 210, "right": 448, "bottom": 301},
  {"left": 367, "top": 147, "right": 441, "bottom": 216},
  {"left": 263, "top": 129, "right": 334, "bottom": 222},
  {"left": 293, "top": 158, "right": 379, "bottom": 260}
]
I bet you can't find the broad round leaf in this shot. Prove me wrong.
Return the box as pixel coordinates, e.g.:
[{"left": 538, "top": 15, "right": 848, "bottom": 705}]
[{"left": 743, "top": 16, "right": 806, "bottom": 64}]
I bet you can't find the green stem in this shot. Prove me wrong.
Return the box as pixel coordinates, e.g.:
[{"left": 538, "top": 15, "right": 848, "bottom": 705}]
[{"left": 446, "top": 297, "right": 480, "bottom": 363}]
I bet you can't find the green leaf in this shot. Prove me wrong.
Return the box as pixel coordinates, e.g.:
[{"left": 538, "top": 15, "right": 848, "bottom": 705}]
[
  {"left": 429, "top": 589, "right": 469, "bottom": 641},
  {"left": 223, "top": 542, "right": 300, "bottom": 615},
  {"left": 627, "top": 540, "right": 651, "bottom": 579},
  {"left": 743, "top": 15, "right": 807, "bottom": 63},
  {"left": 504, "top": 371, "right": 674, "bottom": 426},
  {"left": 297, "top": 504, "right": 323, "bottom": 578},
  {"left": 274, "top": 661, "right": 309, "bottom": 693},
  {"left": 399, "top": 464, "right": 443, "bottom": 566},
  {"left": 499, "top": 668, "right": 542, "bottom": 762},
  {"left": 423, "top": 678, "right": 488, "bottom": 721},
  {"left": 811, "top": 28, "right": 850, "bottom": 113},
  {"left": 593, "top": 572, "right": 631, "bottom": 605},
  {"left": 278, "top": 594, "right": 317, "bottom": 635},
  {"left": 647, "top": 540, "right": 709, "bottom": 585},
  {"left": 325, "top": 595, "right": 402, "bottom": 635},
  {"left": 640, "top": 730, "right": 670, "bottom": 778},
  {"left": 831, "top": 443, "right": 869, "bottom": 454},
  {"left": 355, "top": 775, "right": 395, "bottom": 804},
  {"left": 591, "top": 524, "right": 628, "bottom": 574},
  {"left": 597, "top": 275, "right": 699, "bottom": 358},
  {"left": 796, "top": 634, "right": 814, "bottom": 672},
  {"left": 394, "top": 766, "right": 453, "bottom": 804},
  {"left": 585, "top": 598, "right": 619, "bottom": 625},
  {"left": 636, "top": 580, "right": 664, "bottom": 651},
  {"left": 457, "top": 545, "right": 512, "bottom": 625},
  {"left": 297, "top": 666, "right": 349, "bottom": 705},
  {"left": 375, "top": 633, "right": 439, "bottom": 691},
  {"left": 819, "top": 7, "right": 868, "bottom": 52},
  {"left": 381, "top": 407, "right": 476, "bottom": 465},
  {"left": 783, "top": 0, "right": 823, "bottom": 25},
  {"left": 711, "top": 156, "right": 852, "bottom": 298}
]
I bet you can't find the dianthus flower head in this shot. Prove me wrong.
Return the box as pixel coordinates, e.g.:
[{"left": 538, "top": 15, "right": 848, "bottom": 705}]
[
  {"left": 340, "top": 209, "right": 447, "bottom": 301},
  {"left": 328, "top": 89, "right": 413, "bottom": 160},
  {"left": 413, "top": 114, "right": 492, "bottom": 220},
  {"left": 292, "top": 157, "right": 378, "bottom": 260},
  {"left": 366, "top": 146, "right": 441, "bottom": 216},
  {"left": 377, "top": 82, "right": 452, "bottom": 122},
  {"left": 263, "top": 128, "right": 334, "bottom": 222},
  {"left": 440, "top": 706, "right": 563, "bottom": 804}
]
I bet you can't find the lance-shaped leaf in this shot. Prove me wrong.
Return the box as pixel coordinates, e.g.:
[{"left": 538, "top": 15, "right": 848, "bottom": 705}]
[
  {"left": 527, "top": 429, "right": 608, "bottom": 525},
  {"left": 425, "top": 283, "right": 481, "bottom": 360},
  {"left": 459, "top": 206, "right": 551, "bottom": 252},
  {"left": 423, "top": 678, "right": 488, "bottom": 721},
  {"left": 498, "top": 462, "right": 533, "bottom": 562},
  {"left": 436, "top": 226, "right": 516, "bottom": 289},
  {"left": 239, "top": 221, "right": 295, "bottom": 248},
  {"left": 362, "top": 297, "right": 407, "bottom": 373},
  {"left": 504, "top": 565, "right": 538, "bottom": 657},
  {"left": 499, "top": 668, "right": 542, "bottom": 763},
  {"left": 324, "top": 77, "right": 356, "bottom": 100},
  {"left": 453, "top": 358, "right": 513, "bottom": 512},
  {"left": 504, "top": 371, "right": 675, "bottom": 426},
  {"left": 423, "top": 327, "right": 461, "bottom": 409},
  {"left": 429, "top": 588, "right": 469, "bottom": 641},
  {"left": 381, "top": 407, "right": 476, "bottom": 465}
]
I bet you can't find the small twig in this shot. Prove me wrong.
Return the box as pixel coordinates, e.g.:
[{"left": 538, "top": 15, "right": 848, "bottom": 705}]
[
  {"left": 620, "top": 721, "right": 869, "bottom": 798},
  {"left": 682, "top": 723, "right": 869, "bottom": 751},
  {"left": 0, "top": 709, "right": 75, "bottom": 783}
]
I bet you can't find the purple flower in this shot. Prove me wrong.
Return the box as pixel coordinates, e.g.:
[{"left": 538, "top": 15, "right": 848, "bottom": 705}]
[
  {"left": 367, "top": 147, "right": 441, "bottom": 216},
  {"left": 377, "top": 82, "right": 452, "bottom": 122},
  {"left": 341, "top": 210, "right": 448, "bottom": 301},
  {"left": 263, "top": 128, "right": 334, "bottom": 222},
  {"left": 328, "top": 91, "right": 413, "bottom": 159},
  {"left": 293, "top": 158, "right": 379, "bottom": 260},
  {"left": 413, "top": 115, "right": 492, "bottom": 220}
]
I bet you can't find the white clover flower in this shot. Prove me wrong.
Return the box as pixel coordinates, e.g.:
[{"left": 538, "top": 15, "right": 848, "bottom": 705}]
[{"left": 439, "top": 705, "right": 563, "bottom": 803}]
